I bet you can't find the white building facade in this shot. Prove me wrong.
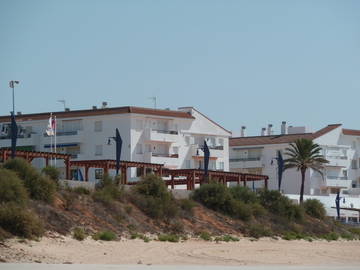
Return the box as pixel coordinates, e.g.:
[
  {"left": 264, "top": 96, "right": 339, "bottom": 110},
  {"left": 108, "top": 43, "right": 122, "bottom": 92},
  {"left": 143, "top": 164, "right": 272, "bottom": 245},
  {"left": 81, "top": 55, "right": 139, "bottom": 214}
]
[
  {"left": 229, "top": 123, "right": 360, "bottom": 221},
  {"left": 0, "top": 106, "right": 231, "bottom": 181}
]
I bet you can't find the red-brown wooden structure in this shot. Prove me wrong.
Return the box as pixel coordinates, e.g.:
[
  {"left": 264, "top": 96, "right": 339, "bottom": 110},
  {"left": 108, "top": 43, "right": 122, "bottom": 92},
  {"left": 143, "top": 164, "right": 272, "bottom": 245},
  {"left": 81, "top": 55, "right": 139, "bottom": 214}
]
[
  {"left": 70, "top": 159, "right": 164, "bottom": 183},
  {"left": 0, "top": 148, "right": 72, "bottom": 179}
]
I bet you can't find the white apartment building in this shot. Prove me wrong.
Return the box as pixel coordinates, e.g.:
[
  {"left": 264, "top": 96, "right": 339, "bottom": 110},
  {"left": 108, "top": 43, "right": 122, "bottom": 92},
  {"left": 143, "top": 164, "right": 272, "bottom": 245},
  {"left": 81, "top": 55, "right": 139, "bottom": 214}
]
[
  {"left": 230, "top": 123, "right": 360, "bottom": 222},
  {"left": 0, "top": 106, "right": 231, "bottom": 181},
  {"left": 230, "top": 123, "right": 360, "bottom": 196}
]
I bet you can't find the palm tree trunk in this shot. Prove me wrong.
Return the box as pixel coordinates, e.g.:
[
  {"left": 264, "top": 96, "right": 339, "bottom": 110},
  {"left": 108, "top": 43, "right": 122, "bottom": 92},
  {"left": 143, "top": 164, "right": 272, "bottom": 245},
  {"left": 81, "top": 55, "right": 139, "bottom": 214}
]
[{"left": 299, "top": 168, "right": 306, "bottom": 204}]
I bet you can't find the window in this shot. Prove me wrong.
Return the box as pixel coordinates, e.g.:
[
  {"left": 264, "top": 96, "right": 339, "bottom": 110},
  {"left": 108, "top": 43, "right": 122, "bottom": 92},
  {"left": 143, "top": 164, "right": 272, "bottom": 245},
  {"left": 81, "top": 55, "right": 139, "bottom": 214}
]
[
  {"left": 352, "top": 159, "right": 358, "bottom": 170},
  {"left": 218, "top": 162, "right": 224, "bottom": 171},
  {"left": 136, "top": 167, "right": 144, "bottom": 177},
  {"left": 95, "top": 145, "right": 103, "bottom": 156},
  {"left": 136, "top": 144, "right": 143, "bottom": 154},
  {"left": 95, "top": 169, "right": 103, "bottom": 180},
  {"left": 94, "top": 121, "right": 102, "bottom": 132}
]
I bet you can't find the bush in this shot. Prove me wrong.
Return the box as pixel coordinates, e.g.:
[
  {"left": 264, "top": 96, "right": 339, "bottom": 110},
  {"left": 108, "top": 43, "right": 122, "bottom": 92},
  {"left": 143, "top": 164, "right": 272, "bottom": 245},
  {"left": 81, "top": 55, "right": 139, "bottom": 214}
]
[
  {"left": 4, "top": 158, "right": 56, "bottom": 203},
  {"left": 322, "top": 232, "right": 339, "bottom": 241},
  {"left": 0, "top": 202, "right": 43, "bottom": 238},
  {"left": 303, "top": 199, "right": 326, "bottom": 220},
  {"left": 158, "top": 234, "right": 180, "bottom": 242},
  {"left": 73, "top": 227, "right": 87, "bottom": 241},
  {"left": 250, "top": 203, "right": 266, "bottom": 217},
  {"left": 131, "top": 174, "right": 178, "bottom": 220},
  {"left": 229, "top": 186, "right": 258, "bottom": 204},
  {"left": 92, "top": 176, "right": 123, "bottom": 205},
  {"left": 258, "top": 189, "right": 304, "bottom": 221},
  {"left": 192, "top": 182, "right": 233, "bottom": 213},
  {"left": 92, "top": 230, "right": 117, "bottom": 241},
  {"left": 199, "top": 231, "right": 212, "bottom": 241},
  {"left": 0, "top": 168, "right": 28, "bottom": 206},
  {"left": 178, "top": 199, "right": 196, "bottom": 215},
  {"left": 248, "top": 224, "right": 273, "bottom": 239},
  {"left": 41, "top": 166, "right": 60, "bottom": 182},
  {"left": 72, "top": 186, "right": 91, "bottom": 195},
  {"left": 231, "top": 200, "right": 252, "bottom": 221},
  {"left": 349, "top": 228, "right": 360, "bottom": 239},
  {"left": 215, "top": 235, "right": 239, "bottom": 242}
]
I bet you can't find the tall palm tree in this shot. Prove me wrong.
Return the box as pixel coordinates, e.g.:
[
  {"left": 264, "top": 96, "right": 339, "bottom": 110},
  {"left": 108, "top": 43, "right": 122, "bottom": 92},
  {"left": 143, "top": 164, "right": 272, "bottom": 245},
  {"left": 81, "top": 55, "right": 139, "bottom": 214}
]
[{"left": 284, "top": 138, "right": 328, "bottom": 203}]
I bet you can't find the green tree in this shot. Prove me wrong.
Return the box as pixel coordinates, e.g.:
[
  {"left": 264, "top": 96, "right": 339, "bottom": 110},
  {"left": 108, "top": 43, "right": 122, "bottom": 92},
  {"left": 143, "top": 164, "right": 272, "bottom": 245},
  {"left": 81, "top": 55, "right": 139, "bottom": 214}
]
[{"left": 284, "top": 138, "right": 328, "bottom": 203}]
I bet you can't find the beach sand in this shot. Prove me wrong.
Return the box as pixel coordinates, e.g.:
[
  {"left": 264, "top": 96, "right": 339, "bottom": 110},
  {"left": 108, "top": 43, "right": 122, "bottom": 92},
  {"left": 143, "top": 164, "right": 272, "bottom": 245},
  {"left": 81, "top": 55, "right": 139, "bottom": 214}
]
[{"left": 1, "top": 235, "right": 360, "bottom": 266}]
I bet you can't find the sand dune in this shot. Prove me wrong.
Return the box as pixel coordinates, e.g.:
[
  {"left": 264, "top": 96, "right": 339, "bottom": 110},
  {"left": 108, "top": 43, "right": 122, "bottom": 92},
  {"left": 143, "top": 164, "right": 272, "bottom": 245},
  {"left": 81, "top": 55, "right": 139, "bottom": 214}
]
[{"left": 1, "top": 236, "right": 360, "bottom": 266}]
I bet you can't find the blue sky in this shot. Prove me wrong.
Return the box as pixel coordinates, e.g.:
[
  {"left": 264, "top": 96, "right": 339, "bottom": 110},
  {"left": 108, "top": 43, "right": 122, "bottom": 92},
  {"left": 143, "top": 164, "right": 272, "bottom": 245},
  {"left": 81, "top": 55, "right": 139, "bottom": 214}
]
[{"left": 1, "top": 0, "right": 359, "bottom": 136}]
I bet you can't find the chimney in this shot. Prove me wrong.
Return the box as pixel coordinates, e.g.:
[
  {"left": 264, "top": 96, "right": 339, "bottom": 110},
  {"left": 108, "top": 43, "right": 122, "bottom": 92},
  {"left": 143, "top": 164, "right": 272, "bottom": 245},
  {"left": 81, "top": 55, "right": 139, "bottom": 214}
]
[
  {"left": 281, "top": 121, "right": 287, "bottom": 135},
  {"left": 267, "top": 124, "right": 273, "bottom": 135},
  {"left": 92, "top": 106, "right": 97, "bottom": 110},
  {"left": 17, "top": 111, "right": 22, "bottom": 115},
  {"left": 241, "top": 126, "right": 246, "bottom": 137},
  {"left": 65, "top": 108, "right": 70, "bottom": 112},
  {"left": 261, "top": 127, "right": 266, "bottom": 136},
  {"left": 101, "top": 101, "right": 108, "bottom": 109}
]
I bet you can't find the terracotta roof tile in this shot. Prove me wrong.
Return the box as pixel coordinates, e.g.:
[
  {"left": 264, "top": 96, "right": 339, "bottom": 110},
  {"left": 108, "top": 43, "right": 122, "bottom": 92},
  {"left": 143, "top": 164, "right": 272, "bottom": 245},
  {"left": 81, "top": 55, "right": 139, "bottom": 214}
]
[
  {"left": 343, "top": 129, "right": 360, "bottom": 136},
  {"left": 0, "top": 106, "right": 194, "bottom": 122},
  {"left": 230, "top": 124, "right": 342, "bottom": 147}
]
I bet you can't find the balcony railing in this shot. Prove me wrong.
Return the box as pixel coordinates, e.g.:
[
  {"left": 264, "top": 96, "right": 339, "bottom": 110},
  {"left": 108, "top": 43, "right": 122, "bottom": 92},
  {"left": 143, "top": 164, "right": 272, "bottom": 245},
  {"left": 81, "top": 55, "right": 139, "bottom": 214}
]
[
  {"left": 151, "top": 153, "right": 179, "bottom": 158},
  {"left": 326, "top": 155, "right": 347, "bottom": 160},
  {"left": 43, "top": 130, "right": 79, "bottom": 137},
  {"left": 230, "top": 157, "right": 261, "bottom": 162},
  {"left": 153, "top": 129, "right": 178, "bottom": 135},
  {"left": 327, "top": 176, "right": 348, "bottom": 180}
]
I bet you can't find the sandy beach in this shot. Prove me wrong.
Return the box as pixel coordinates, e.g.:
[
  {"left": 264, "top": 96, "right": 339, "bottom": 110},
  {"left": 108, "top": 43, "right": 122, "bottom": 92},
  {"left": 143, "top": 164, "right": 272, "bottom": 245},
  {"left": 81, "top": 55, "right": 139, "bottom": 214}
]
[{"left": 1, "top": 235, "right": 360, "bottom": 266}]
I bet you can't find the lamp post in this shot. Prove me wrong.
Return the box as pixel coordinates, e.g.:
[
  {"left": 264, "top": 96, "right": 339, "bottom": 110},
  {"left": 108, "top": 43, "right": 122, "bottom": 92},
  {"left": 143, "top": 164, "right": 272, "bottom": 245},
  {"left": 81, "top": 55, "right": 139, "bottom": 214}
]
[{"left": 9, "top": 80, "right": 19, "bottom": 114}]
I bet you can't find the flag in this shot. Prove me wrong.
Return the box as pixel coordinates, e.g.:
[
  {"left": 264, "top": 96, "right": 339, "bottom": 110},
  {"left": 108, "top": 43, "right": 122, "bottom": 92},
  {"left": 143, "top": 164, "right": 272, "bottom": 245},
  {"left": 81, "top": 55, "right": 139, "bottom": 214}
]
[
  {"left": 46, "top": 115, "right": 56, "bottom": 136},
  {"left": 203, "top": 140, "right": 210, "bottom": 176},
  {"left": 115, "top": 128, "right": 122, "bottom": 176},
  {"left": 9, "top": 81, "right": 14, "bottom": 88},
  {"left": 10, "top": 112, "right": 18, "bottom": 159}
]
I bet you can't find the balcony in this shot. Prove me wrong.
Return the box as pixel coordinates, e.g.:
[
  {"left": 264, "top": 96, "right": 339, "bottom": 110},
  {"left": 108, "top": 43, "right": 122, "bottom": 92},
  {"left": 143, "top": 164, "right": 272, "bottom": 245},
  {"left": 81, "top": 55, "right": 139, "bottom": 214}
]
[
  {"left": 229, "top": 157, "right": 263, "bottom": 169},
  {"left": 144, "top": 151, "right": 179, "bottom": 168},
  {"left": 144, "top": 128, "right": 178, "bottom": 143},
  {"left": 43, "top": 130, "right": 84, "bottom": 144},
  {"left": 0, "top": 133, "right": 38, "bottom": 148},
  {"left": 191, "top": 144, "right": 224, "bottom": 159},
  {"left": 325, "top": 155, "right": 348, "bottom": 167},
  {"left": 325, "top": 177, "right": 353, "bottom": 189}
]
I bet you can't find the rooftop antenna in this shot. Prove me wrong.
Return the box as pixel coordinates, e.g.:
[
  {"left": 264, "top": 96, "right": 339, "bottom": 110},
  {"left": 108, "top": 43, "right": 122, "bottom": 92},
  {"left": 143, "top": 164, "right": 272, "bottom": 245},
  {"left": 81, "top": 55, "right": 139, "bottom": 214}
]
[
  {"left": 57, "top": 99, "right": 66, "bottom": 110},
  {"left": 148, "top": 96, "right": 157, "bottom": 109}
]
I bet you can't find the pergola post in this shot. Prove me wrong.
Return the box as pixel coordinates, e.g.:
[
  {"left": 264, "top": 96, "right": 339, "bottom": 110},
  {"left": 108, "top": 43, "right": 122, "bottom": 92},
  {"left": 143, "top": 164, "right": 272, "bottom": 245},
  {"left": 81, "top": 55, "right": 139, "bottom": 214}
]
[
  {"left": 123, "top": 165, "right": 128, "bottom": 184},
  {"left": 242, "top": 175, "right": 246, "bottom": 187},
  {"left": 85, "top": 166, "right": 89, "bottom": 182},
  {"left": 45, "top": 157, "right": 49, "bottom": 167},
  {"left": 192, "top": 171, "right": 196, "bottom": 190},
  {"left": 171, "top": 175, "right": 175, "bottom": 190},
  {"left": 237, "top": 175, "right": 241, "bottom": 185},
  {"left": 65, "top": 158, "right": 70, "bottom": 180},
  {"left": 143, "top": 167, "right": 146, "bottom": 177},
  {"left": 265, "top": 178, "right": 268, "bottom": 189}
]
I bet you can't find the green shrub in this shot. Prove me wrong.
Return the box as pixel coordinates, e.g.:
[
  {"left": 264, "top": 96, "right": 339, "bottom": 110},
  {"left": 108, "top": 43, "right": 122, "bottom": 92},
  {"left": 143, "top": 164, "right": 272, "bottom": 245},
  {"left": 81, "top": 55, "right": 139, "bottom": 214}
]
[
  {"left": 250, "top": 203, "right": 266, "bottom": 217},
  {"left": 322, "top": 232, "right": 339, "bottom": 241},
  {"left": 192, "top": 182, "right": 233, "bottom": 213},
  {"left": 158, "top": 234, "right": 180, "bottom": 242},
  {"left": 92, "top": 230, "right": 117, "bottom": 241},
  {"left": 220, "top": 235, "right": 240, "bottom": 242},
  {"left": 41, "top": 166, "right": 60, "bottom": 182},
  {"left": 229, "top": 186, "right": 258, "bottom": 204},
  {"left": 0, "top": 168, "right": 28, "bottom": 206},
  {"left": 302, "top": 199, "right": 326, "bottom": 220},
  {"left": 258, "top": 189, "right": 304, "bottom": 221},
  {"left": 340, "top": 232, "right": 354, "bottom": 241},
  {"left": 199, "top": 231, "right": 212, "bottom": 241},
  {"left": 248, "top": 224, "right": 273, "bottom": 239},
  {"left": 0, "top": 203, "right": 43, "bottom": 238},
  {"left": 349, "top": 228, "right": 360, "bottom": 239},
  {"left": 93, "top": 185, "right": 122, "bottom": 205},
  {"left": 231, "top": 200, "right": 252, "bottom": 221},
  {"left": 131, "top": 174, "right": 178, "bottom": 220},
  {"left": 178, "top": 199, "right": 196, "bottom": 214},
  {"left": 72, "top": 227, "right": 87, "bottom": 241},
  {"left": 4, "top": 158, "right": 56, "bottom": 203},
  {"left": 72, "top": 186, "right": 91, "bottom": 195}
]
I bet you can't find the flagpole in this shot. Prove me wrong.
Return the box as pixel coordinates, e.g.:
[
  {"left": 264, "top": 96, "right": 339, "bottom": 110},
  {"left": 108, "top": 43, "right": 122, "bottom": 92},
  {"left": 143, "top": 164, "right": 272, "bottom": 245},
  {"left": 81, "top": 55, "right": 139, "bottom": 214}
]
[{"left": 50, "top": 113, "right": 53, "bottom": 166}]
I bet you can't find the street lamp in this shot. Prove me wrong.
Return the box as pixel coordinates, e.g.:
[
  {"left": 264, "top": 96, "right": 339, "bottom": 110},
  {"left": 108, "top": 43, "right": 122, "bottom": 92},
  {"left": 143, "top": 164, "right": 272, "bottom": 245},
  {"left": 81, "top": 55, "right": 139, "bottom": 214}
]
[{"left": 9, "top": 80, "right": 19, "bottom": 114}]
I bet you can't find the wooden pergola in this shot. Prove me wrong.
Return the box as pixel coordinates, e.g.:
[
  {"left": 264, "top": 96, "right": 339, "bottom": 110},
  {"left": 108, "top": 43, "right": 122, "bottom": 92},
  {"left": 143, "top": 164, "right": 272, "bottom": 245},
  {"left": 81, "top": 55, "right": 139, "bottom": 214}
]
[
  {"left": 70, "top": 159, "right": 164, "bottom": 183},
  {"left": 0, "top": 148, "right": 72, "bottom": 179},
  {"left": 156, "top": 168, "right": 269, "bottom": 190}
]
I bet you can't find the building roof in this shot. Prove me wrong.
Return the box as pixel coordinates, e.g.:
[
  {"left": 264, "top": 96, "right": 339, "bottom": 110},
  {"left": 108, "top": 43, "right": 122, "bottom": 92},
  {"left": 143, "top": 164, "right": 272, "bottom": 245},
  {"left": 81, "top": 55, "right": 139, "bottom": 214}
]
[
  {"left": 178, "top": 107, "right": 232, "bottom": 135},
  {"left": 343, "top": 129, "right": 360, "bottom": 136},
  {"left": 230, "top": 124, "right": 342, "bottom": 147},
  {"left": 0, "top": 106, "right": 195, "bottom": 122}
]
